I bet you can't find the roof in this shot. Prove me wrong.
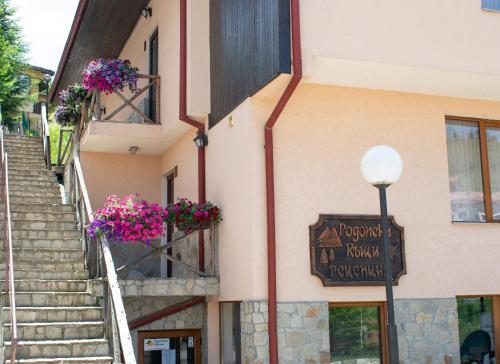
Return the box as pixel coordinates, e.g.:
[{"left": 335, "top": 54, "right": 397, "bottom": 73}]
[
  {"left": 49, "top": 0, "right": 150, "bottom": 101},
  {"left": 29, "top": 65, "right": 55, "bottom": 77}
]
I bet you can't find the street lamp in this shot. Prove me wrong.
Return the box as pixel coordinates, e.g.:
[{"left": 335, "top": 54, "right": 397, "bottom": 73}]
[{"left": 361, "top": 145, "right": 403, "bottom": 364}]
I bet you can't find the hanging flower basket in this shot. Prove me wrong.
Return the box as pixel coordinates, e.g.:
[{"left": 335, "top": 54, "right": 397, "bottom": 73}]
[
  {"left": 165, "top": 198, "right": 222, "bottom": 233},
  {"left": 54, "top": 83, "right": 87, "bottom": 126},
  {"left": 88, "top": 194, "right": 166, "bottom": 243},
  {"left": 82, "top": 58, "right": 139, "bottom": 94}
]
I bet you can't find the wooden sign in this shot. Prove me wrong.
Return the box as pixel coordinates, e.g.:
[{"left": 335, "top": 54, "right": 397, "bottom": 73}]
[{"left": 309, "top": 215, "right": 406, "bottom": 286}]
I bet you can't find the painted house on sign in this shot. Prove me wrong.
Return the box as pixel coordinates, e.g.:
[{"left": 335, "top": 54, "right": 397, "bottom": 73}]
[{"left": 50, "top": 0, "right": 500, "bottom": 363}]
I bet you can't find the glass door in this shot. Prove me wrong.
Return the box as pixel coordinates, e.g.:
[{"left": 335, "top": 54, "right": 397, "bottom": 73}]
[
  {"left": 329, "top": 303, "right": 388, "bottom": 364},
  {"left": 139, "top": 330, "right": 201, "bottom": 364},
  {"left": 457, "top": 296, "right": 500, "bottom": 363}
]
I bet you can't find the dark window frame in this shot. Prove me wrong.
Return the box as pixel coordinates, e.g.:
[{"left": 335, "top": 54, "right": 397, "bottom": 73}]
[
  {"left": 328, "top": 302, "right": 388, "bottom": 364},
  {"left": 446, "top": 116, "right": 500, "bottom": 223}
]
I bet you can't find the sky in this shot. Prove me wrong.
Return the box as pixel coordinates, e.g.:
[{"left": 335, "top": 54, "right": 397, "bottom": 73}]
[{"left": 11, "top": 0, "right": 79, "bottom": 73}]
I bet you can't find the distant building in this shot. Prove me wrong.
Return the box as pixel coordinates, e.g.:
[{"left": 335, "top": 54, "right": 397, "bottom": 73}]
[{"left": 6, "top": 65, "right": 54, "bottom": 135}]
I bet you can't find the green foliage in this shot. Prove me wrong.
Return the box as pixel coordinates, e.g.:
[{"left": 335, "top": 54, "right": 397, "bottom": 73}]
[
  {"left": 49, "top": 122, "right": 72, "bottom": 165},
  {"left": 457, "top": 297, "right": 492, "bottom": 346},
  {"left": 0, "top": 0, "right": 30, "bottom": 119}
]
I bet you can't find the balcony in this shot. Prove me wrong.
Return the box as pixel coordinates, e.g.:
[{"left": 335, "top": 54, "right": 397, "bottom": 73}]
[
  {"left": 77, "top": 75, "right": 170, "bottom": 155},
  {"left": 87, "top": 226, "right": 220, "bottom": 299}
]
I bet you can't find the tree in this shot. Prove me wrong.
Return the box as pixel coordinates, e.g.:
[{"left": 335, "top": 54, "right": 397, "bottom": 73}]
[{"left": 0, "top": 0, "right": 30, "bottom": 120}]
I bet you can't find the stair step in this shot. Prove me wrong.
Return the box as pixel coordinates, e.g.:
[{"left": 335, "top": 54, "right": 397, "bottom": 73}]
[
  {"left": 9, "top": 220, "right": 75, "bottom": 230},
  {"left": 4, "top": 321, "right": 104, "bottom": 340},
  {"left": 8, "top": 185, "right": 61, "bottom": 194},
  {"left": 7, "top": 167, "right": 54, "bottom": 175},
  {"left": 11, "top": 229, "right": 80, "bottom": 240},
  {"left": 9, "top": 190, "right": 62, "bottom": 198},
  {"left": 4, "top": 339, "right": 109, "bottom": 359},
  {"left": 5, "top": 292, "right": 97, "bottom": 307},
  {"left": 8, "top": 174, "right": 58, "bottom": 182},
  {"left": 10, "top": 196, "right": 63, "bottom": 204},
  {"left": 1, "top": 259, "right": 84, "bottom": 271},
  {"left": 5, "top": 356, "right": 113, "bottom": 364},
  {"left": 12, "top": 239, "right": 82, "bottom": 250},
  {"left": 1, "top": 220, "right": 75, "bottom": 231},
  {"left": 8, "top": 163, "right": 47, "bottom": 171},
  {"left": 5, "top": 248, "right": 83, "bottom": 261},
  {"left": 10, "top": 211, "right": 76, "bottom": 222},
  {"left": 9, "top": 203, "right": 74, "bottom": 213},
  {"left": 0, "top": 279, "right": 88, "bottom": 292},
  {"left": 3, "top": 306, "right": 103, "bottom": 323},
  {"left": 12, "top": 270, "right": 88, "bottom": 280},
  {"left": 7, "top": 179, "right": 59, "bottom": 187}
]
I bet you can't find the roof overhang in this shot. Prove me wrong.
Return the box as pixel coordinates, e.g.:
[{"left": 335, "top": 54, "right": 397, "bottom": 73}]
[{"left": 50, "top": 0, "right": 150, "bottom": 102}]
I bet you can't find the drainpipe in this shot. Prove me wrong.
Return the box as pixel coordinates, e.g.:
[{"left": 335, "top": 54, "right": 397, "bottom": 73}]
[
  {"left": 179, "top": 0, "right": 206, "bottom": 272},
  {"left": 265, "top": 0, "right": 302, "bottom": 363}
]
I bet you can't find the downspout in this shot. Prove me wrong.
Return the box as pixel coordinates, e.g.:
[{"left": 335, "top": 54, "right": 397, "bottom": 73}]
[
  {"left": 179, "top": 0, "right": 206, "bottom": 271},
  {"left": 265, "top": 1, "right": 302, "bottom": 363}
]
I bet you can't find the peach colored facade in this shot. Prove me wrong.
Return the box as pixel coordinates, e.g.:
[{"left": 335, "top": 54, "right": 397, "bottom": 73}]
[{"left": 71, "top": 0, "right": 500, "bottom": 362}]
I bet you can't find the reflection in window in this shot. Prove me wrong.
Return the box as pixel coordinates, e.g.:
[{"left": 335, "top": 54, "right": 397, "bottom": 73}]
[
  {"left": 329, "top": 305, "right": 382, "bottom": 364},
  {"left": 457, "top": 297, "right": 495, "bottom": 364},
  {"left": 487, "top": 128, "right": 500, "bottom": 218},
  {"left": 446, "top": 120, "right": 485, "bottom": 222},
  {"left": 482, "top": 0, "right": 500, "bottom": 12}
]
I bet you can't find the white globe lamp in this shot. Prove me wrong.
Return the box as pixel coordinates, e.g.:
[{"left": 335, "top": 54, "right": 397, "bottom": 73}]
[{"left": 361, "top": 145, "right": 403, "bottom": 187}]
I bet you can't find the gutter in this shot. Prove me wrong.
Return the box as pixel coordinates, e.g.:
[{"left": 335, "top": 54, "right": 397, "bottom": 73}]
[
  {"left": 265, "top": 0, "right": 302, "bottom": 362},
  {"left": 179, "top": 0, "right": 206, "bottom": 272},
  {"left": 49, "top": 0, "right": 89, "bottom": 102}
]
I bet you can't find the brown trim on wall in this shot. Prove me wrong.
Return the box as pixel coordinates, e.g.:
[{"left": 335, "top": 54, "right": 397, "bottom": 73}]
[
  {"left": 329, "top": 302, "right": 389, "bottom": 364},
  {"left": 165, "top": 166, "right": 178, "bottom": 179},
  {"left": 129, "top": 297, "right": 205, "bottom": 330}
]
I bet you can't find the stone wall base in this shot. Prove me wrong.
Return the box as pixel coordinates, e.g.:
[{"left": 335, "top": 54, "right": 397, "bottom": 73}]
[{"left": 240, "top": 298, "right": 461, "bottom": 364}]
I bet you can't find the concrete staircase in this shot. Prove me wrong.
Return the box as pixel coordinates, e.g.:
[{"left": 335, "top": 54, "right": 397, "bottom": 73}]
[{"left": 1, "top": 135, "right": 113, "bottom": 363}]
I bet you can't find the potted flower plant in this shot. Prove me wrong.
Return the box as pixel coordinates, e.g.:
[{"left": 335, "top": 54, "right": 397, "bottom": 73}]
[
  {"left": 88, "top": 194, "right": 166, "bottom": 243},
  {"left": 54, "top": 83, "right": 87, "bottom": 126},
  {"left": 82, "top": 58, "right": 139, "bottom": 94},
  {"left": 165, "top": 198, "right": 222, "bottom": 233}
]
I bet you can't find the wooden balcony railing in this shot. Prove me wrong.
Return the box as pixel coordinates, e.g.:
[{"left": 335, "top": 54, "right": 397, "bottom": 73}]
[
  {"left": 113, "top": 225, "right": 219, "bottom": 280},
  {"left": 76, "top": 74, "right": 161, "bottom": 141}
]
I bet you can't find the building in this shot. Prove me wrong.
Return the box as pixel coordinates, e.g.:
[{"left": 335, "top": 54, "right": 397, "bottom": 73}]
[
  {"left": 50, "top": 0, "right": 500, "bottom": 363},
  {"left": 5, "top": 65, "right": 54, "bottom": 135}
]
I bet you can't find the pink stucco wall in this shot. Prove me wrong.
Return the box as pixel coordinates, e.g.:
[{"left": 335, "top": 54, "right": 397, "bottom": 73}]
[{"left": 80, "top": 152, "right": 162, "bottom": 209}]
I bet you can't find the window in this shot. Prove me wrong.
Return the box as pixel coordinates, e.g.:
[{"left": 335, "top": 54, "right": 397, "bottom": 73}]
[
  {"left": 329, "top": 303, "right": 388, "bottom": 364},
  {"left": 482, "top": 0, "right": 500, "bottom": 12},
  {"left": 445, "top": 117, "right": 500, "bottom": 223},
  {"left": 220, "top": 302, "right": 241, "bottom": 364},
  {"left": 457, "top": 296, "right": 500, "bottom": 363}
]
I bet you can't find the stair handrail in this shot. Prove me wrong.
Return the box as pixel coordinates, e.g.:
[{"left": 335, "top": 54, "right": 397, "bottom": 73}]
[
  {"left": 41, "top": 103, "right": 51, "bottom": 170},
  {"left": 0, "top": 131, "right": 18, "bottom": 363},
  {"left": 72, "top": 153, "right": 136, "bottom": 364}
]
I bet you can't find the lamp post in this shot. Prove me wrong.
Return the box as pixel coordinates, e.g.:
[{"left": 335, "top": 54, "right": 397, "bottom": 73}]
[{"left": 361, "top": 145, "right": 403, "bottom": 364}]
